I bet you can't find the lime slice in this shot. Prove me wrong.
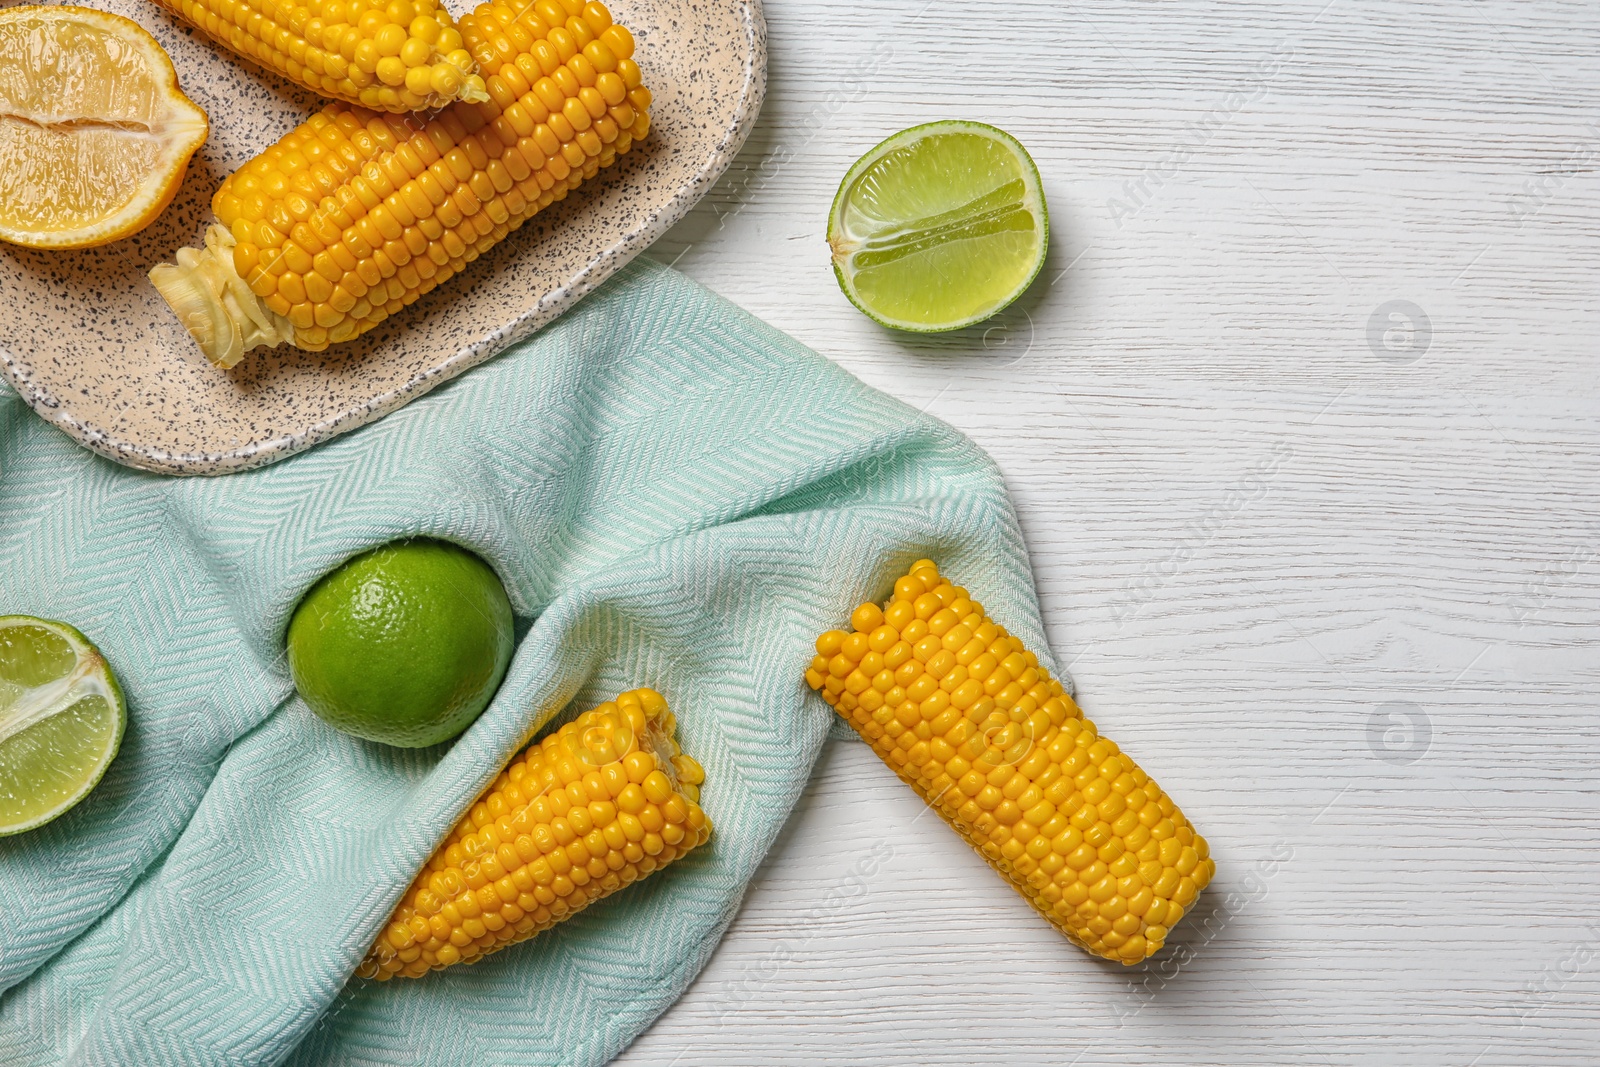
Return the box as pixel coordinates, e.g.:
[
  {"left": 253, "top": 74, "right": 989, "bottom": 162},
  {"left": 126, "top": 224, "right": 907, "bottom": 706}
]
[
  {"left": 0, "top": 616, "right": 125, "bottom": 835},
  {"left": 828, "top": 121, "right": 1048, "bottom": 333}
]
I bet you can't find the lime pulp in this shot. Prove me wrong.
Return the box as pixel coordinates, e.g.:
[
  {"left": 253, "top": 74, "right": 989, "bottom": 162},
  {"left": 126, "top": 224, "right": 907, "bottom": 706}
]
[
  {"left": 0, "top": 616, "right": 125, "bottom": 835},
  {"left": 828, "top": 120, "right": 1049, "bottom": 333}
]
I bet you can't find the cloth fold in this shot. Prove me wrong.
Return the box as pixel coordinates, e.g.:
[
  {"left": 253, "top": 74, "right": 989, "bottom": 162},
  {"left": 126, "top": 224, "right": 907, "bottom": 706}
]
[{"left": 0, "top": 258, "right": 1063, "bottom": 1066}]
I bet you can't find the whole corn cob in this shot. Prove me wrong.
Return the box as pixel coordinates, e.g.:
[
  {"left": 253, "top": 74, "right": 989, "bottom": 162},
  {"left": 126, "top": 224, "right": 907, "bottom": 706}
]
[
  {"left": 360, "top": 687, "right": 711, "bottom": 980},
  {"left": 150, "top": 0, "right": 651, "bottom": 367},
  {"left": 148, "top": 0, "right": 488, "bottom": 112},
  {"left": 806, "top": 560, "right": 1215, "bottom": 965}
]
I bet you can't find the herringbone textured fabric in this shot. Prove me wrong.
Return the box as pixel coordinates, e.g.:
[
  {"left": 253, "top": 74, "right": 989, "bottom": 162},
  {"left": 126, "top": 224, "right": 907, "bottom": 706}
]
[{"left": 0, "top": 258, "right": 1061, "bottom": 1066}]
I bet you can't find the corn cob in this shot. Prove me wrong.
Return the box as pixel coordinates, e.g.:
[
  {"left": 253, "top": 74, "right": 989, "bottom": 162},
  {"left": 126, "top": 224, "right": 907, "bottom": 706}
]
[
  {"left": 149, "top": 0, "right": 651, "bottom": 367},
  {"left": 359, "top": 687, "right": 711, "bottom": 980},
  {"left": 148, "top": 0, "right": 487, "bottom": 113},
  {"left": 806, "top": 560, "right": 1215, "bottom": 965}
]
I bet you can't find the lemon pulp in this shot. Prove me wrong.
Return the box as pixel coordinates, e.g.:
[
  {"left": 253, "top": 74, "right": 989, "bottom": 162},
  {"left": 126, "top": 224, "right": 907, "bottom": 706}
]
[{"left": 0, "top": 6, "right": 208, "bottom": 249}]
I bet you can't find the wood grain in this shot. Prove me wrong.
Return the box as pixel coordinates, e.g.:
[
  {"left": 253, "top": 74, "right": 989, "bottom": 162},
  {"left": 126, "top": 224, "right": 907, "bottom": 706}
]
[{"left": 624, "top": 0, "right": 1600, "bottom": 1061}]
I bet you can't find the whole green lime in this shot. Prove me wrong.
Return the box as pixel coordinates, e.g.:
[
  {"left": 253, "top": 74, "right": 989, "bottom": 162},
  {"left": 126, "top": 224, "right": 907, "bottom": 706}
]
[{"left": 287, "top": 539, "right": 514, "bottom": 748}]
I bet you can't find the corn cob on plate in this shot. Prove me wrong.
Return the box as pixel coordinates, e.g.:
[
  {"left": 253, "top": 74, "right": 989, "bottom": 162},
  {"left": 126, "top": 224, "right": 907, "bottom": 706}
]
[
  {"left": 0, "top": 0, "right": 765, "bottom": 474},
  {"left": 151, "top": 0, "right": 653, "bottom": 366},
  {"left": 362, "top": 687, "right": 711, "bottom": 979},
  {"left": 152, "top": 0, "right": 651, "bottom": 365},
  {"left": 808, "top": 560, "right": 1215, "bottom": 965},
  {"left": 146, "top": 0, "right": 490, "bottom": 112}
]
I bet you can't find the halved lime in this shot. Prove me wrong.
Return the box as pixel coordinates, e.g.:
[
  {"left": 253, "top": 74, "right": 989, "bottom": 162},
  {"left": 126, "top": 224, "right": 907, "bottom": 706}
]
[
  {"left": 828, "top": 121, "right": 1049, "bottom": 333},
  {"left": 0, "top": 616, "right": 125, "bottom": 835}
]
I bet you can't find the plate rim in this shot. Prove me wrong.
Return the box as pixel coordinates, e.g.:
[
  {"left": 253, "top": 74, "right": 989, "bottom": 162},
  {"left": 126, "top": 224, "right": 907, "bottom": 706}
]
[{"left": 0, "top": 0, "right": 767, "bottom": 477}]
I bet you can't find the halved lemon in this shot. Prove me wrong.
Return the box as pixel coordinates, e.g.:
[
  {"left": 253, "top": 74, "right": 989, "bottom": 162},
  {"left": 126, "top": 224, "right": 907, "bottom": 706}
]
[
  {"left": 828, "top": 121, "right": 1048, "bottom": 333},
  {"left": 0, "top": 616, "right": 125, "bottom": 836},
  {"left": 0, "top": 5, "right": 208, "bottom": 250}
]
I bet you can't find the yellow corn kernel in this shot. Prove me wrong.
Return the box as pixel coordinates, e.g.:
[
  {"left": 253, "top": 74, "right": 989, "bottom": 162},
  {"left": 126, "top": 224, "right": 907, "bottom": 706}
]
[
  {"left": 150, "top": 0, "right": 651, "bottom": 368},
  {"left": 154, "top": 0, "right": 487, "bottom": 113},
  {"left": 358, "top": 687, "right": 711, "bottom": 980},
  {"left": 806, "top": 561, "right": 1214, "bottom": 965}
]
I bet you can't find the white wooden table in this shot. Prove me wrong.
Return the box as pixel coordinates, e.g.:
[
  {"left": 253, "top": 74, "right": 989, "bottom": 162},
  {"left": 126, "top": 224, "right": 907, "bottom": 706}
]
[{"left": 622, "top": 0, "right": 1600, "bottom": 1062}]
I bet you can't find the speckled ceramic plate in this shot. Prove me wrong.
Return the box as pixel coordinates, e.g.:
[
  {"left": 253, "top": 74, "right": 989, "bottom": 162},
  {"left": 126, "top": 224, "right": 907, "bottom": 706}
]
[{"left": 0, "top": 0, "right": 765, "bottom": 475}]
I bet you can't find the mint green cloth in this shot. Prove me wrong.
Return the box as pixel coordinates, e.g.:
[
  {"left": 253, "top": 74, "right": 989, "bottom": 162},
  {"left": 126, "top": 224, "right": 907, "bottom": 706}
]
[{"left": 0, "top": 258, "right": 1059, "bottom": 1066}]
